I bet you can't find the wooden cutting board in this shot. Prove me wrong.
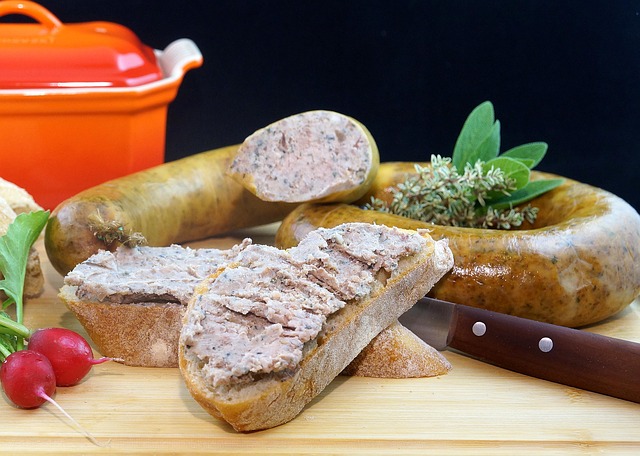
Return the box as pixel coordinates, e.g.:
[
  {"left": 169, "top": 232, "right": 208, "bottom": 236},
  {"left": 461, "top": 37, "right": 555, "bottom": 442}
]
[{"left": 1, "top": 225, "right": 639, "bottom": 455}]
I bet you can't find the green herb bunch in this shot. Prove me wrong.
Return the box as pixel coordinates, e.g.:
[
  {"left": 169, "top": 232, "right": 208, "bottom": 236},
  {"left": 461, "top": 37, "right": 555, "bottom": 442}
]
[{"left": 365, "top": 101, "right": 564, "bottom": 229}]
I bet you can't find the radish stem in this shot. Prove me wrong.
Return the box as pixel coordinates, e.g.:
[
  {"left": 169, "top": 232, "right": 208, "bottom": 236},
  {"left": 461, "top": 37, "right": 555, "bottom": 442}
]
[
  {"left": 0, "top": 316, "right": 30, "bottom": 338},
  {"left": 0, "top": 343, "right": 11, "bottom": 360},
  {"left": 41, "top": 392, "right": 105, "bottom": 447}
]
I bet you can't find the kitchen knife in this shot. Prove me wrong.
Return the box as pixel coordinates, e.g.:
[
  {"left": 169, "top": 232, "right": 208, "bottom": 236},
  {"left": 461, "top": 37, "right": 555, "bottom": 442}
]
[{"left": 399, "top": 296, "right": 640, "bottom": 403}]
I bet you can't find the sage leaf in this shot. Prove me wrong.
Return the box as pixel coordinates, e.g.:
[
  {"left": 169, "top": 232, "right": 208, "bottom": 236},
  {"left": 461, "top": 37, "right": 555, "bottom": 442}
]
[
  {"left": 501, "top": 142, "right": 548, "bottom": 169},
  {"left": 475, "top": 120, "right": 501, "bottom": 166},
  {"left": 484, "top": 156, "right": 531, "bottom": 190},
  {"left": 452, "top": 101, "right": 497, "bottom": 172},
  {"left": 507, "top": 157, "right": 536, "bottom": 168},
  {"left": 489, "top": 178, "right": 565, "bottom": 210}
]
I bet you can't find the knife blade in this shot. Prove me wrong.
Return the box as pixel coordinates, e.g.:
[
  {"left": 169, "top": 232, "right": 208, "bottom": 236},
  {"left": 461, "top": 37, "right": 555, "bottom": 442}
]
[{"left": 399, "top": 296, "right": 640, "bottom": 403}]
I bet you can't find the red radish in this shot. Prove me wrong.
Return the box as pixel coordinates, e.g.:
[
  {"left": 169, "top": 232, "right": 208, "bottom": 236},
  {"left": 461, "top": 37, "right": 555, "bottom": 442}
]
[
  {"left": 27, "top": 327, "right": 114, "bottom": 387},
  {"left": 1, "top": 349, "right": 102, "bottom": 445},
  {"left": 1, "top": 350, "right": 55, "bottom": 409}
]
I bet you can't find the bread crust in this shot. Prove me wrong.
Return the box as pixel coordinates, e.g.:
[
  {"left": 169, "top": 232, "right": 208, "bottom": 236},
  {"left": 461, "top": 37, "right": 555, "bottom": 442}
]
[
  {"left": 24, "top": 248, "right": 44, "bottom": 299},
  {"left": 178, "top": 230, "right": 453, "bottom": 431},
  {"left": 342, "top": 320, "right": 451, "bottom": 378},
  {"left": 60, "top": 285, "right": 183, "bottom": 367},
  {"left": 0, "top": 177, "right": 43, "bottom": 215}
]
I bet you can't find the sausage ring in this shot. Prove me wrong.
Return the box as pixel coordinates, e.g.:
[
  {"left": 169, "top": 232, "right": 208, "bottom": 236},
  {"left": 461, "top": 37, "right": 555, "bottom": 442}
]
[{"left": 275, "top": 163, "right": 640, "bottom": 327}]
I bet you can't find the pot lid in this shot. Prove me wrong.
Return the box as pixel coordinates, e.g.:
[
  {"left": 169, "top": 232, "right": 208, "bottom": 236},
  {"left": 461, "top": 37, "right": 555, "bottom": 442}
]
[{"left": 0, "top": 1, "right": 164, "bottom": 89}]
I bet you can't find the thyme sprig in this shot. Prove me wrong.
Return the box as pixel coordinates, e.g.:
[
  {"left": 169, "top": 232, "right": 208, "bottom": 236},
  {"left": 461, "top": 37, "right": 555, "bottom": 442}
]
[
  {"left": 366, "top": 156, "right": 538, "bottom": 229},
  {"left": 365, "top": 101, "right": 564, "bottom": 229}
]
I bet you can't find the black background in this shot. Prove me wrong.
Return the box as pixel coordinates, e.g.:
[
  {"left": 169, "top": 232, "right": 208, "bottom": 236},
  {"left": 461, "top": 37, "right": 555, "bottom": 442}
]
[{"left": 28, "top": 1, "right": 640, "bottom": 211}]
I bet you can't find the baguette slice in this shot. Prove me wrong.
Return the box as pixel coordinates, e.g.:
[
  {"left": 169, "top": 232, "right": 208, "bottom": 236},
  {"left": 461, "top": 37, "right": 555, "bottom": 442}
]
[
  {"left": 59, "top": 287, "right": 184, "bottom": 368},
  {"left": 60, "top": 241, "right": 453, "bottom": 375},
  {"left": 179, "top": 223, "right": 453, "bottom": 431},
  {"left": 62, "top": 284, "right": 452, "bottom": 374},
  {"left": 342, "top": 320, "right": 452, "bottom": 378},
  {"left": 59, "top": 242, "right": 251, "bottom": 368}
]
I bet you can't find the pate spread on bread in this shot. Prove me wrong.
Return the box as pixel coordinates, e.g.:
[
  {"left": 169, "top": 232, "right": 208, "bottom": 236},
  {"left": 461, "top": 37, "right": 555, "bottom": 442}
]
[
  {"left": 178, "top": 222, "right": 453, "bottom": 431},
  {"left": 64, "top": 242, "right": 251, "bottom": 307},
  {"left": 60, "top": 242, "right": 249, "bottom": 367},
  {"left": 61, "top": 234, "right": 453, "bottom": 376}
]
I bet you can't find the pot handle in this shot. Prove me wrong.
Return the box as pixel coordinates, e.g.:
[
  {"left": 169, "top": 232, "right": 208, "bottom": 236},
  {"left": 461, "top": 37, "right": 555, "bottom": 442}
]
[
  {"left": 156, "top": 39, "right": 204, "bottom": 79},
  {"left": 0, "top": 1, "right": 63, "bottom": 30}
]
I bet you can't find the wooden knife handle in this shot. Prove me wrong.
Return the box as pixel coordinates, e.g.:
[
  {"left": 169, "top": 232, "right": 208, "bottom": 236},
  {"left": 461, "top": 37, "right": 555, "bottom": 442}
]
[{"left": 449, "top": 304, "right": 640, "bottom": 403}]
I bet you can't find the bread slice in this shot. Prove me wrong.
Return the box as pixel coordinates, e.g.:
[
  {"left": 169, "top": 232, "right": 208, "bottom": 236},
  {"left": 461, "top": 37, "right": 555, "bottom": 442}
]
[
  {"left": 179, "top": 223, "right": 453, "bottom": 431},
  {"left": 60, "top": 240, "right": 453, "bottom": 375},
  {"left": 62, "top": 284, "right": 452, "bottom": 373},
  {"left": 59, "top": 286, "right": 184, "bottom": 368},
  {"left": 59, "top": 242, "right": 250, "bottom": 367},
  {"left": 61, "top": 288, "right": 452, "bottom": 373},
  {"left": 342, "top": 320, "right": 452, "bottom": 378}
]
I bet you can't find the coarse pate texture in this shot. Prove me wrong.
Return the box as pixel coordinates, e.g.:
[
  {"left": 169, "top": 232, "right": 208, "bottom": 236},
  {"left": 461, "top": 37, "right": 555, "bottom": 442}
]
[
  {"left": 228, "top": 110, "right": 375, "bottom": 202},
  {"left": 181, "top": 222, "right": 432, "bottom": 389},
  {"left": 64, "top": 242, "right": 251, "bottom": 305},
  {"left": 61, "top": 230, "right": 452, "bottom": 373},
  {"left": 60, "top": 242, "right": 254, "bottom": 367},
  {"left": 179, "top": 222, "right": 454, "bottom": 431}
]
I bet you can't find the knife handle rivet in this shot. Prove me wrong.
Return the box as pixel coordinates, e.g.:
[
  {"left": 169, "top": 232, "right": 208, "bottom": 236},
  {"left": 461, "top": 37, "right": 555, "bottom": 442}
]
[
  {"left": 538, "top": 337, "right": 554, "bottom": 353},
  {"left": 472, "top": 321, "right": 486, "bottom": 337}
]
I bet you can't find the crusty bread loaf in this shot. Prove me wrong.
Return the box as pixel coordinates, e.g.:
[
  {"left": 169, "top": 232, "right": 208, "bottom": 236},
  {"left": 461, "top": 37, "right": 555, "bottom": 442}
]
[
  {"left": 178, "top": 223, "right": 454, "bottom": 431},
  {"left": 0, "top": 178, "right": 44, "bottom": 215},
  {"left": 0, "top": 182, "right": 44, "bottom": 300}
]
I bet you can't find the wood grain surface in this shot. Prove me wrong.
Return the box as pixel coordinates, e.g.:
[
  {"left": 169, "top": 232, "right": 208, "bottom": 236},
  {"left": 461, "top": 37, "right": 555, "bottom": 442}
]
[{"left": 1, "top": 225, "right": 638, "bottom": 455}]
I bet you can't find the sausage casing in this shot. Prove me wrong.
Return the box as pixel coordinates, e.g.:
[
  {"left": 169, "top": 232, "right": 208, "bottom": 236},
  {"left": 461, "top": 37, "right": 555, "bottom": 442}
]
[{"left": 45, "top": 145, "right": 296, "bottom": 275}]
